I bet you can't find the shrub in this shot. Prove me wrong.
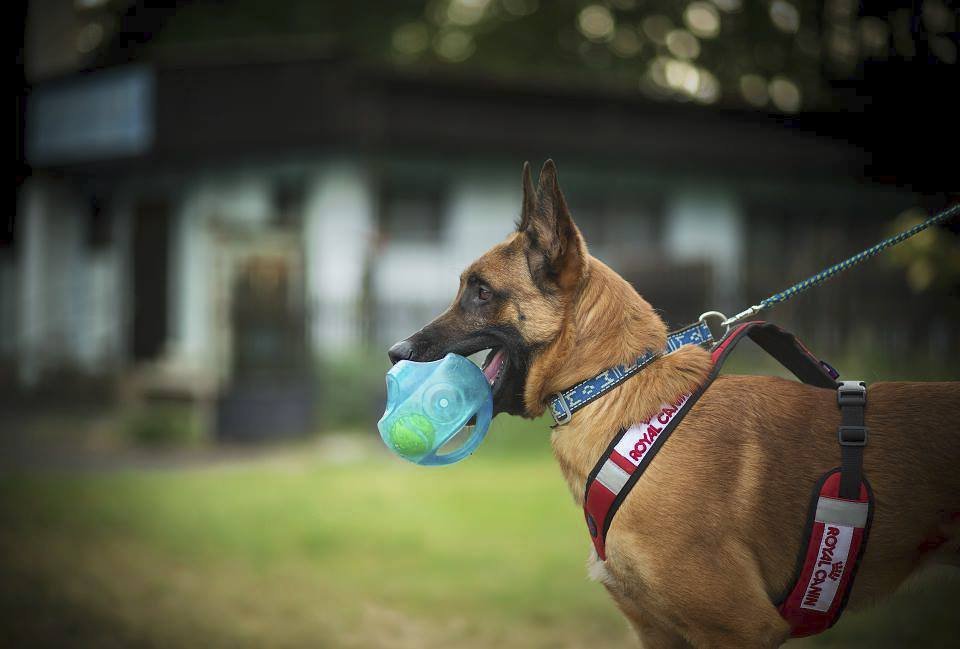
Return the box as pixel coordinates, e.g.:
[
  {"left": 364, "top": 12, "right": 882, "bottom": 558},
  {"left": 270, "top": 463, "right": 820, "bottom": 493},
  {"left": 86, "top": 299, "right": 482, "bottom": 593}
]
[
  {"left": 314, "top": 349, "right": 391, "bottom": 432},
  {"left": 123, "top": 403, "right": 205, "bottom": 447}
]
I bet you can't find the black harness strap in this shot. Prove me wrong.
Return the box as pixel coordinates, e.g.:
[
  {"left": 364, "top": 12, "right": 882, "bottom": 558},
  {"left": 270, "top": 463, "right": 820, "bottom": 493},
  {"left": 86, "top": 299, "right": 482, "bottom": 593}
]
[
  {"left": 741, "top": 324, "right": 839, "bottom": 388},
  {"left": 837, "top": 381, "right": 868, "bottom": 500}
]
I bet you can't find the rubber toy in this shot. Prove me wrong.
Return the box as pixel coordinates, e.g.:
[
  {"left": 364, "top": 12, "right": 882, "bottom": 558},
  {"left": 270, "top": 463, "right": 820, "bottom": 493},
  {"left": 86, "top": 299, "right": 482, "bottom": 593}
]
[{"left": 378, "top": 353, "right": 493, "bottom": 465}]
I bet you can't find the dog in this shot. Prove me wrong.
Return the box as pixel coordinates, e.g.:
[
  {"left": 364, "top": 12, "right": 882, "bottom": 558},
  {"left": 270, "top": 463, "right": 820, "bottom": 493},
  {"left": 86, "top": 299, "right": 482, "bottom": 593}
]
[{"left": 386, "top": 160, "right": 960, "bottom": 648}]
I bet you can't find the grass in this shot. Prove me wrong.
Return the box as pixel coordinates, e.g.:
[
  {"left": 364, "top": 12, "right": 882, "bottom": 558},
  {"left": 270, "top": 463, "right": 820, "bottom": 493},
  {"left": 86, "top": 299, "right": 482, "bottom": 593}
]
[{"left": 2, "top": 348, "right": 958, "bottom": 648}]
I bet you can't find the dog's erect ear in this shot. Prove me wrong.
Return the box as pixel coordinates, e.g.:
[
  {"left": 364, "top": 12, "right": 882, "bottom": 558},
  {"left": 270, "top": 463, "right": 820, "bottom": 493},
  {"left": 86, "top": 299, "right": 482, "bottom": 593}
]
[
  {"left": 519, "top": 161, "right": 537, "bottom": 230},
  {"left": 517, "top": 159, "right": 585, "bottom": 291}
]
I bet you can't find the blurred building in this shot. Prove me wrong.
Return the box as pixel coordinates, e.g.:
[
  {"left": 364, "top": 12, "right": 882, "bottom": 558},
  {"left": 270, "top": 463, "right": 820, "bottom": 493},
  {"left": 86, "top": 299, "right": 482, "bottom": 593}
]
[{"left": 9, "top": 1, "right": 956, "bottom": 437}]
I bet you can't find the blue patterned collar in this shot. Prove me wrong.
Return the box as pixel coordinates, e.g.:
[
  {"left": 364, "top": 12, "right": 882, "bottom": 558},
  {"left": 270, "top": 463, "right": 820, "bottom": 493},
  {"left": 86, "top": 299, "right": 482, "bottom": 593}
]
[{"left": 548, "top": 320, "right": 714, "bottom": 426}]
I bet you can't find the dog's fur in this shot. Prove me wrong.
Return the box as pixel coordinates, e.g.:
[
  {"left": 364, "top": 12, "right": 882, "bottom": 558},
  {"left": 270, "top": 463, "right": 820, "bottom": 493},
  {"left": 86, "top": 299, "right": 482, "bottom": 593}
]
[{"left": 389, "top": 160, "right": 960, "bottom": 648}]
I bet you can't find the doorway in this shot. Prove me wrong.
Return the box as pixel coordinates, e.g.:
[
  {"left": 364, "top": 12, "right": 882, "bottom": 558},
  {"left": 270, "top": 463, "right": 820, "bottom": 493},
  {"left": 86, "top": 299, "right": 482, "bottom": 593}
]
[{"left": 130, "top": 200, "right": 170, "bottom": 361}]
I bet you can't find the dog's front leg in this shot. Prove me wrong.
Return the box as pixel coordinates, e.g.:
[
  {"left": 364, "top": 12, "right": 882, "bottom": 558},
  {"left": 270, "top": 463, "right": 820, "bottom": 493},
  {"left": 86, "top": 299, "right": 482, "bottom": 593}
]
[
  {"left": 659, "top": 542, "right": 790, "bottom": 649},
  {"left": 602, "top": 583, "right": 694, "bottom": 649},
  {"left": 607, "top": 535, "right": 791, "bottom": 649}
]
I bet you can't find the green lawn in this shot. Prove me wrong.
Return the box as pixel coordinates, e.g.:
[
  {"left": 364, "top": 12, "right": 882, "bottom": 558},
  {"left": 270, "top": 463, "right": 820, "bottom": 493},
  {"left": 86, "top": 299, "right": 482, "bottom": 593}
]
[{"left": 1, "top": 414, "right": 957, "bottom": 648}]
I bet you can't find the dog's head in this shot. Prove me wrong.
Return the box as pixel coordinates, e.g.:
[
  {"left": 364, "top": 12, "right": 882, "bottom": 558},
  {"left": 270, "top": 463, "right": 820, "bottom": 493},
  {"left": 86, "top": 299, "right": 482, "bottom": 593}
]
[{"left": 387, "top": 160, "right": 588, "bottom": 418}]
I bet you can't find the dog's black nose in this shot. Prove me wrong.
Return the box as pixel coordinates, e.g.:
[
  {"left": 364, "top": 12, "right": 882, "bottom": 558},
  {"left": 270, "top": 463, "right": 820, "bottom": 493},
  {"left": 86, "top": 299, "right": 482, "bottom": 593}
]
[{"left": 388, "top": 339, "right": 415, "bottom": 365}]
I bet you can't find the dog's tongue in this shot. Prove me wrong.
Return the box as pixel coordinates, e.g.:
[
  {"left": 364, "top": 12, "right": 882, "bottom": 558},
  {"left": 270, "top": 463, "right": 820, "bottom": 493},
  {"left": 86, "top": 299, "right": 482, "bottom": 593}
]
[{"left": 482, "top": 350, "right": 505, "bottom": 385}]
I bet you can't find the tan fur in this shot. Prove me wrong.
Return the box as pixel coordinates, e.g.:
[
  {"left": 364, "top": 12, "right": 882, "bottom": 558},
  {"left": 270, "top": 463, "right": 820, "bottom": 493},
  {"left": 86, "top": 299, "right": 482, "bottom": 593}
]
[
  {"left": 543, "top": 258, "right": 960, "bottom": 647},
  {"left": 401, "top": 161, "right": 960, "bottom": 648}
]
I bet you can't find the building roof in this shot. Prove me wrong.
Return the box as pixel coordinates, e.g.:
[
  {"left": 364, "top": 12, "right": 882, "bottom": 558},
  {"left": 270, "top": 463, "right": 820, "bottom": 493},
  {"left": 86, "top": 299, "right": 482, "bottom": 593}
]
[{"left": 27, "top": 56, "right": 870, "bottom": 182}]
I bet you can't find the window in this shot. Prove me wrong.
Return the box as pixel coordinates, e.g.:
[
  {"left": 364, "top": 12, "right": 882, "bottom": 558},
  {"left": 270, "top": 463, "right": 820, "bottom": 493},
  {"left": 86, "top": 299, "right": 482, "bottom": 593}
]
[
  {"left": 272, "top": 176, "right": 306, "bottom": 228},
  {"left": 567, "top": 192, "right": 662, "bottom": 250},
  {"left": 378, "top": 181, "right": 446, "bottom": 243},
  {"left": 86, "top": 195, "right": 112, "bottom": 251},
  {"left": 0, "top": 215, "right": 14, "bottom": 252}
]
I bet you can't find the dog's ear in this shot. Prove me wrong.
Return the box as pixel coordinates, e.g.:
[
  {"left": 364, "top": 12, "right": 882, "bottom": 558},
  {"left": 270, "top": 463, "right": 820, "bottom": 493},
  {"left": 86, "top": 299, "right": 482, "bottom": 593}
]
[
  {"left": 519, "top": 161, "right": 537, "bottom": 230},
  {"left": 518, "top": 159, "right": 585, "bottom": 291}
]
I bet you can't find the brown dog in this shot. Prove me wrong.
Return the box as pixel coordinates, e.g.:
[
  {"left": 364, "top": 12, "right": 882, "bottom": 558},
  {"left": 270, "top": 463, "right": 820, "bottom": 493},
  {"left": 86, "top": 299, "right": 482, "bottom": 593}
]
[{"left": 387, "top": 160, "right": 960, "bottom": 648}]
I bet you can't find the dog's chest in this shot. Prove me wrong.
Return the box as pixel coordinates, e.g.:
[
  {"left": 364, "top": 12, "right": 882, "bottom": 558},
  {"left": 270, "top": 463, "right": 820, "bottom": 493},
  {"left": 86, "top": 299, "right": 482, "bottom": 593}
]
[
  {"left": 586, "top": 548, "right": 614, "bottom": 584},
  {"left": 550, "top": 426, "right": 607, "bottom": 507}
]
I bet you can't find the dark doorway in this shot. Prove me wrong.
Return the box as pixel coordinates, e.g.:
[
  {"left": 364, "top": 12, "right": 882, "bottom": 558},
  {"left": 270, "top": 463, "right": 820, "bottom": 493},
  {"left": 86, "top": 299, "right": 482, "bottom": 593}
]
[
  {"left": 230, "top": 254, "right": 307, "bottom": 378},
  {"left": 131, "top": 200, "right": 170, "bottom": 360},
  {"left": 216, "top": 247, "right": 314, "bottom": 442}
]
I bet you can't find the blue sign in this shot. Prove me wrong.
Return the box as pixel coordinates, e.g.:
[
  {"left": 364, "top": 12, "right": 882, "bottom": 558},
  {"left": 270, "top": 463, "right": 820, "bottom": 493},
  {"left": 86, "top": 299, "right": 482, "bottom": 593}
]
[{"left": 27, "top": 65, "right": 155, "bottom": 165}]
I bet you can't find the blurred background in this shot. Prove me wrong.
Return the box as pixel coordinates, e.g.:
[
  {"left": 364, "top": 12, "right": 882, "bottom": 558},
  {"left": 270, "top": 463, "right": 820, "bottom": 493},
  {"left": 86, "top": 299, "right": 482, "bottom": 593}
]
[{"left": 6, "top": 1, "right": 959, "bottom": 647}]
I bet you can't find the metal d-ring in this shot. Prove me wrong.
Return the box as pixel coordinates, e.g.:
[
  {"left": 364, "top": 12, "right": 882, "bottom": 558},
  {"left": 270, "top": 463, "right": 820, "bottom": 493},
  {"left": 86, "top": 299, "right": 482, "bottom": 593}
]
[{"left": 698, "top": 310, "right": 730, "bottom": 341}]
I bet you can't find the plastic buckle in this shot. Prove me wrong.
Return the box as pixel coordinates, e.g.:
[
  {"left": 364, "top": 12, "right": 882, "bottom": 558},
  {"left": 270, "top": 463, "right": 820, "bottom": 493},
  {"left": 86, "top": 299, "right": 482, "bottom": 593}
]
[
  {"left": 838, "top": 425, "right": 868, "bottom": 447},
  {"left": 837, "top": 381, "right": 866, "bottom": 407},
  {"left": 551, "top": 393, "right": 573, "bottom": 426}
]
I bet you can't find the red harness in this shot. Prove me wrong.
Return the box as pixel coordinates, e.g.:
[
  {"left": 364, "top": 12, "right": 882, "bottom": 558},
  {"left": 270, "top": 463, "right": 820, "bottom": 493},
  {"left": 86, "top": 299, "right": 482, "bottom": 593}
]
[{"left": 581, "top": 321, "right": 872, "bottom": 638}]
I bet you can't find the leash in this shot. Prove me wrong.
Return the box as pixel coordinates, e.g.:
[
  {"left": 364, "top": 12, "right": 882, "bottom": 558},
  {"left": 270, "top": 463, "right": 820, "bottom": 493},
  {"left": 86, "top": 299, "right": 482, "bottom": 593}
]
[
  {"left": 550, "top": 203, "right": 957, "bottom": 426},
  {"left": 701, "top": 203, "right": 960, "bottom": 334}
]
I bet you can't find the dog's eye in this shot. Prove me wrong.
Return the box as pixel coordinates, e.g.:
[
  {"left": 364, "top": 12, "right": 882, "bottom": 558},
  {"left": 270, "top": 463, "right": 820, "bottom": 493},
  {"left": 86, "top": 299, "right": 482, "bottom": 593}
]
[{"left": 478, "top": 285, "right": 492, "bottom": 301}]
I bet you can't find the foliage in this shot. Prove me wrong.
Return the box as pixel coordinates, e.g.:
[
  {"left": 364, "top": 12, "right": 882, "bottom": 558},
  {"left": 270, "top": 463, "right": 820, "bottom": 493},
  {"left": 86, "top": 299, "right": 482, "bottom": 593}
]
[
  {"left": 122, "top": 403, "right": 205, "bottom": 448},
  {"left": 381, "top": 0, "right": 827, "bottom": 110},
  {"left": 884, "top": 209, "right": 960, "bottom": 294},
  {"left": 314, "top": 348, "right": 393, "bottom": 432},
  {"left": 150, "top": 0, "right": 947, "bottom": 114}
]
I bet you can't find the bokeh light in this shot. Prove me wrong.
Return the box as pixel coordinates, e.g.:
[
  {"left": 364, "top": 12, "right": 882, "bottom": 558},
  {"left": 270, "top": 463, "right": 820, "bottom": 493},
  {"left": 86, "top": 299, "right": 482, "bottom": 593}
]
[
  {"left": 393, "top": 22, "right": 430, "bottom": 56},
  {"left": 710, "top": 0, "right": 742, "bottom": 13},
  {"left": 769, "top": 75, "right": 802, "bottom": 112},
  {"left": 693, "top": 68, "right": 721, "bottom": 103},
  {"left": 739, "top": 73, "right": 769, "bottom": 107},
  {"left": 769, "top": 0, "right": 800, "bottom": 34},
  {"left": 642, "top": 14, "right": 673, "bottom": 45},
  {"left": 929, "top": 36, "right": 958, "bottom": 64},
  {"left": 684, "top": 2, "right": 721, "bottom": 39},
  {"left": 859, "top": 17, "right": 889, "bottom": 58},
  {"left": 577, "top": 4, "right": 616, "bottom": 42},
  {"left": 665, "top": 58, "right": 700, "bottom": 94},
  {"left": 666, "top": 29, "right": 701, "bottom": 60},
  {"left": 446, "top": 0, "right": 491, "bottom": 27},
  {"left": 434, "top": 29, "right": 476, "bottom": 61},
  {"left": 501, "top": 0, "right": 538, "bottom": 18},
  {"left": 610, "top": 26, "right": 643, "bottom": 57},
  {"left": 922, "top": 0, "right": 956, "bottom": 33}
]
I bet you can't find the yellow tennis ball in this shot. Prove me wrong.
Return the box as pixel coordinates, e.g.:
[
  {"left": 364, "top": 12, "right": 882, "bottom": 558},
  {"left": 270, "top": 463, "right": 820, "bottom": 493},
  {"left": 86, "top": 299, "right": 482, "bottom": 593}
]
[{"left": 389, "top": 413, "right": 435, "bottom": 457}]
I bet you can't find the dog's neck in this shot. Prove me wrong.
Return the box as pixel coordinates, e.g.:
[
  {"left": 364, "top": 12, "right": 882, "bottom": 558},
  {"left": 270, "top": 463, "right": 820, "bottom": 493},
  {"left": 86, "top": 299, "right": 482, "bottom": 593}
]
[{"left": 525, "top": 255, "right": 714, "bottom": 500}]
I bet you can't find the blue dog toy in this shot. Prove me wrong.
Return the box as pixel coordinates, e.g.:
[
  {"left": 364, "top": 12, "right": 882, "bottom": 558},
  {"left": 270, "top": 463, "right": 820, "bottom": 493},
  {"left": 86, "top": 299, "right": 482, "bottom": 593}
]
[{"left": 378, "top": 353, "right": 493, "bottom": 465}]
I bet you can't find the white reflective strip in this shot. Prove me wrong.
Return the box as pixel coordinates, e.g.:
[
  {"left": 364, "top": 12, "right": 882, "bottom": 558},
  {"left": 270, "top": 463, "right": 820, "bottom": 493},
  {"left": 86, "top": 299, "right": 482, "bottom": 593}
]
[
  {"left": 595, "top": 460, "right": 631, "bottom": 494},
  {"left": 815, "top": 497, "right": 868, "bottom": 528},
  {"left": 612, "top": 395, "right": 690, "bottom": 467}
]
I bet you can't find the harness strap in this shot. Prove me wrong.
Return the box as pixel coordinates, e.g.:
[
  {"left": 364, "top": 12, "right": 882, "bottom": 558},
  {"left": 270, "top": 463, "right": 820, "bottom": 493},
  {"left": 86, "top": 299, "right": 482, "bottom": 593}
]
[
  {"left": 709, "top": 322, "right": 837, "bottom": 387},
  {"left": 776, "top": 469, "right": 873, "bottom": 637},
  {"left": 837, "top": 381, "right": 867, "bottom": 500}
]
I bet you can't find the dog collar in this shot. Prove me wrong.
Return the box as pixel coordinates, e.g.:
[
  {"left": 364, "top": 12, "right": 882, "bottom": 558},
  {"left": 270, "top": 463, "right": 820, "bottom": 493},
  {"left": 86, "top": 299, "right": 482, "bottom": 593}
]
[{"left": 548, "top": 320, "right": 714, "bottom": 425}]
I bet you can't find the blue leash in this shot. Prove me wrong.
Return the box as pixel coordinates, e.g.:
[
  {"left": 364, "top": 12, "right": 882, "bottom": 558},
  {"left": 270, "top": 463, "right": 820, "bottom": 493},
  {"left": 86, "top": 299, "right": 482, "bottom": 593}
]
[{"left": 720, "top": 203, "right": 960, "bottom": 327}]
